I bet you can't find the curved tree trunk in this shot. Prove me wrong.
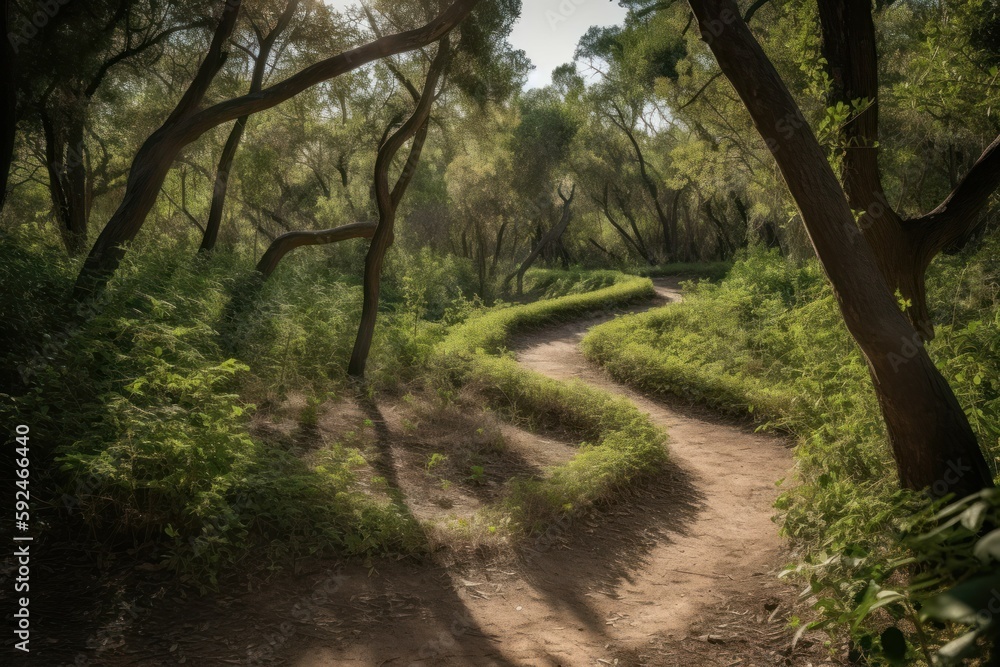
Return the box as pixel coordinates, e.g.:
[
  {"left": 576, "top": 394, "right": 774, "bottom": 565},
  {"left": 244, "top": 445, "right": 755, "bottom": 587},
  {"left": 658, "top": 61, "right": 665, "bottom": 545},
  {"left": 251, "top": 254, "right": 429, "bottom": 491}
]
[
  {"left": 504, "top": 184, "right": 576, "bottom": 295},
  {"left": 347, "top": 39, "right": 449, "bottom": 378},
  {"left": 72, "top": 0, "right": 480, "bottom": 300},
  {"left": 687, "top": 0, "right": 994, "bottom": 497},
  {"left": 201, "top": 0, "right": 300, "bottom": 252},
  {"left": 255, "top": 222, "right": 376, "bottom": 278},
  {"left": 818, "top": 0, "right": 1000, "bottom": 341},
  {"left": 594, "top": 184, "right": 653, "bottom": 265}
]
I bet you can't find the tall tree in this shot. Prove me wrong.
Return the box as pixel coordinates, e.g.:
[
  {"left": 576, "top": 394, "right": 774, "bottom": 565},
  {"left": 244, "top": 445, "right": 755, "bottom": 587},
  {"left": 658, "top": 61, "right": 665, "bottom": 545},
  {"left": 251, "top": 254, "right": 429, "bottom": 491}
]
[
  {"left": 200, "top": 0, "right": 301, "bottom": 252},
  {"left": 684, "top": 0, "right": 994, "bottom": 496},
  {"left": 817, "top": 0, "right": 1000, "bottom": 341},
  {"left": 72, "top": 0, "right": 482, "bottom": 299},
  {"left": 348, "top": 38, "right": 449, "bottom": 378}
]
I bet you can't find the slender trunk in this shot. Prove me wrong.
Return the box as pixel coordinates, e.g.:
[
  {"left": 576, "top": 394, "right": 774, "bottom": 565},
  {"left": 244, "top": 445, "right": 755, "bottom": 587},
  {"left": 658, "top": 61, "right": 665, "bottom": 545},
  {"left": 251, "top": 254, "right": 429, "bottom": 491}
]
[
  {"left": 505, "top": 185, "right": 575, "bottom": 295},
  {"left": 687, "top": 0, "right": 993, "bottom": 496},
  {"left": 201, "top": 0, "right": 300, "bottom": 252},
  {"left": 615, "top": 113, "right": 673, "bottom": 260},
  {"left": 73, "top": 0, "right": 478, "bottom": 300},
  {"left": 201, "top": 118, "right": 246, "bottom": 251},
  {"left": 348, "top": 40, "right": 448, "bottom": 378},
  {"left": 589, "top": 238, "right": 621, "bottom": 262},
  {"left": 42, "top": 114, "right": 89, "bottom": 255},
  {"left": 594, "top": 184, "right": 652, "bottom": 264}
]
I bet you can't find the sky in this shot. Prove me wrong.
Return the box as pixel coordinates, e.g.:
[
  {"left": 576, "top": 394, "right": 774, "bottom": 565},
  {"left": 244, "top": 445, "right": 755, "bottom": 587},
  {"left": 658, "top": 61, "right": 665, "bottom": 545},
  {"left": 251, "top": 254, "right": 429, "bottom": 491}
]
[
  {"left": 323, "top": 1, "right": 629, "bottom": 89},
  {"left": 508, "top": 0, "right": 629, "bottom": 88}
]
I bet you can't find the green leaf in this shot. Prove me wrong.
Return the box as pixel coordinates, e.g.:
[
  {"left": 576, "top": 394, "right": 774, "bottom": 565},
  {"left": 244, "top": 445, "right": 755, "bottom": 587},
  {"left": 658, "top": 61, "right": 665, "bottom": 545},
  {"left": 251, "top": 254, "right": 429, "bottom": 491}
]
[
  {"left": 921, "top": 574, "right": 1000, "bottom": 625},
  {"left": 961, "top": 500, "right": 991, "bottom": 532}
]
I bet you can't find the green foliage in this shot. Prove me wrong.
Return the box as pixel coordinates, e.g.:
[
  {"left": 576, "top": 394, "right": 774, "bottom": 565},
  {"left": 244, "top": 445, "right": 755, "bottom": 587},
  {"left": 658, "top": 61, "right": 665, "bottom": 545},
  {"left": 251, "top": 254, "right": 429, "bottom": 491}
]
[
  {"left": 440, "top": 273, "right": 654, "bottom": 356},
  {"left": 522, "top": 267, "right": 637, "bottom": 300},
  {"left": 584, "top": 246, "right": 1000, "bottom": 664},
  {"left": 633, "top": 261, "right": 732, "bottom": 281},
  {"left": 436, "top": 275, "right": 667, "bottom": 537},
  {"left": 0, "top": 239, "right": 450, "bottom": 584}
]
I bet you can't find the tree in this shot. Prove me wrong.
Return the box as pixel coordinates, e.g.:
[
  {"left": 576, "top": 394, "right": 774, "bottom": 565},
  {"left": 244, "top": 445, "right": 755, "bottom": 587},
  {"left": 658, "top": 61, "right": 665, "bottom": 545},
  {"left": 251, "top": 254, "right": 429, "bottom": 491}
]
[
  {"left": 684, "top": 0, "right": 994, "bottom": 496},
  {"left": 348, "top": 38, "right": 450, "bottom": 378},
  {"left": 72, "top": 0, "right": 482, "bottom": 300},
  {"left": 817, "top": 0, "right": 1000, "bottom": 341},
  {"left": 200, "top": 0, "right": 301, "bottom": 252},
  {"left": 505, "top": 183, "right": 576, "bottom": 294},
  {"left": 12, "top": 0, "right": 214, "bottom": 254}
]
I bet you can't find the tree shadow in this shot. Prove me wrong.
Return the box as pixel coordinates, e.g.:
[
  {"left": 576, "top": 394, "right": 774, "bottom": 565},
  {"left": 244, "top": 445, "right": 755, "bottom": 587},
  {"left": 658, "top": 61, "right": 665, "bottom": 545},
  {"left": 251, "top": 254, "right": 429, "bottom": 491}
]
[{"left": 514, "top": 459, "right": 705, "bottom": 636}]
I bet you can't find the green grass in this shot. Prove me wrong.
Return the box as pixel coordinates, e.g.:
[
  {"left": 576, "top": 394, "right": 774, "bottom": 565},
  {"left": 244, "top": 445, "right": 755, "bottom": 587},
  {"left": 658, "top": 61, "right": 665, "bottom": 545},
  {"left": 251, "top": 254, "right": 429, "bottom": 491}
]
[
  {"left": 440, "top": 273, "right": 655, "bottom": 355},
  {"left": 436, "top": 274, "right": 669, "bottom": 536}
]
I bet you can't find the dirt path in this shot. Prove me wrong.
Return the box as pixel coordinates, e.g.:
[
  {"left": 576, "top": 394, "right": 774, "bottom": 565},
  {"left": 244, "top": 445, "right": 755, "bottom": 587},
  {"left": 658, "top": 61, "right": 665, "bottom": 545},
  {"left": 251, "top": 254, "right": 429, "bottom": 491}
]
[
  {"left": 284, "top": 279, "right": 831, "bottom": 667},
  {"left": 86, "top": 280, "right": 837, "bottom": 667}
]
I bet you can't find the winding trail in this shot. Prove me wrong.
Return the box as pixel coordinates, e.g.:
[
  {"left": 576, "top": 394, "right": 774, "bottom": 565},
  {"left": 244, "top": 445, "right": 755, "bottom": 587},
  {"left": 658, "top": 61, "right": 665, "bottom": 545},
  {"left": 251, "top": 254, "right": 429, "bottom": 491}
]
[
  {"left": 94, "top": 280, "right": 837, "bottom": 667},
  {"left": 295, "top": 279, "right": 817, "bottom": 666}
]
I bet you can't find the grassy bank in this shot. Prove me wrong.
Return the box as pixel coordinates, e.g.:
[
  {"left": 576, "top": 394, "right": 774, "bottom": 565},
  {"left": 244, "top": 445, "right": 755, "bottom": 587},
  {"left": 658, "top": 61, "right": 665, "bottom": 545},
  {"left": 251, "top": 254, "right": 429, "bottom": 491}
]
[
  {"left": 582, "top": 247, "right": 1000, "bottom": 664},
  {"left": 436, "top": 274, "right": 669, "bottom": 537}
]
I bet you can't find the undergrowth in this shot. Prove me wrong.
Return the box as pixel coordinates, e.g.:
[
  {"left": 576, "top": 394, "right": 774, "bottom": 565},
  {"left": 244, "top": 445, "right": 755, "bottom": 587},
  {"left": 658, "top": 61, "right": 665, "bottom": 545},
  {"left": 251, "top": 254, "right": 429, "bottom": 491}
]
[{"left": 582, "top": 244, "right": 1000, "bottom": 664}]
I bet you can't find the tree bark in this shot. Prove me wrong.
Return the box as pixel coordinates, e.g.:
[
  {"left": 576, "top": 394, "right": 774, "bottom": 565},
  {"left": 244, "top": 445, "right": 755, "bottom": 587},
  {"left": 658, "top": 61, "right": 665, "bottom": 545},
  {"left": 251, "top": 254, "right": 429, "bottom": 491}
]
[
  {"left": 42, "top": 113, "right": 90, "bottom": 255},
  {"left": 347, "top": 39, "right": 449, "bottom": 378},
  {"left": 818, "top": 0, "right": 1000, "bottom": 340},
  {"left": 687, "top": 0, "right": 994, "bottom": 496},
  {"left": 73, "top": 0, "right": 480, "bottom": 300},
  {"left": 505, "top": 184, "right": 576, "bottom": 295},
  {"left": 255, "top": 222, "right": 377, "bottom": 278},
  {"left": 201, "top": 0, "right": 300, "bottom": 252}
]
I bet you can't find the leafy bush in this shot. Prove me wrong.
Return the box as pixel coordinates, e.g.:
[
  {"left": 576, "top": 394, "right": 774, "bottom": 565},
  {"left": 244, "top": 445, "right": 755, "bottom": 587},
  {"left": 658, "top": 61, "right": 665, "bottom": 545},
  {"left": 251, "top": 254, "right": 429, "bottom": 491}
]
[
  {"left": 521, "top": 267, "right": 636, "bottom": 300},
  {"left": 2, "top": 239, "right": 429, "bottom": 584}
]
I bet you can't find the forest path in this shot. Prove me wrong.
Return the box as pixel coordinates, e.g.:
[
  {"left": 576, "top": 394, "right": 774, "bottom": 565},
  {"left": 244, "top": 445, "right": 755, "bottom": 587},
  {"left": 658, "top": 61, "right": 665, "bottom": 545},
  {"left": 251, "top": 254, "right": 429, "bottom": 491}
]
[
  {"left": 286, "top": 279, "right": 834, "bottom": 666},
  {"left": 96, "top": 279, "right": 838, "bottom": 667}
]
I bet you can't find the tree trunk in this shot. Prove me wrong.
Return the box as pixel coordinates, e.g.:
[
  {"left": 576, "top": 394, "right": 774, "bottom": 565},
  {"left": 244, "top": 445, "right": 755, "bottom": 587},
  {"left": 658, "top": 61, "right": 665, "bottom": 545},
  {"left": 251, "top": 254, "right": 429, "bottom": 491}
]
[
  {"left": 613, "top": 110, "right": 674, "bottom": 261},
  {"left": 347, "top": 39, "right": 448, "bottom": 378},
  {"left": 818, "top": 0, "right": 1000, "bottom": 341},
  {"left": 687, "top": 0, "right": 994, "bottom": 496},
  {"left": 505, "top": 184, "right": 575, "bottom": 295},
  {"left": 594, "top": 185, "right": 650, "bottom": 263},
  {"left": 73, "top": 0, "right": 480, "bottom": 300},
  {"left": 201, "top": 0, "right": 300, "bottom": 252},
  {"left": 42, "top": 113, "right": 90, "bottom": 255},
  {"left": 255, "top": 222, "right": 377, "bottom": 278}
]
